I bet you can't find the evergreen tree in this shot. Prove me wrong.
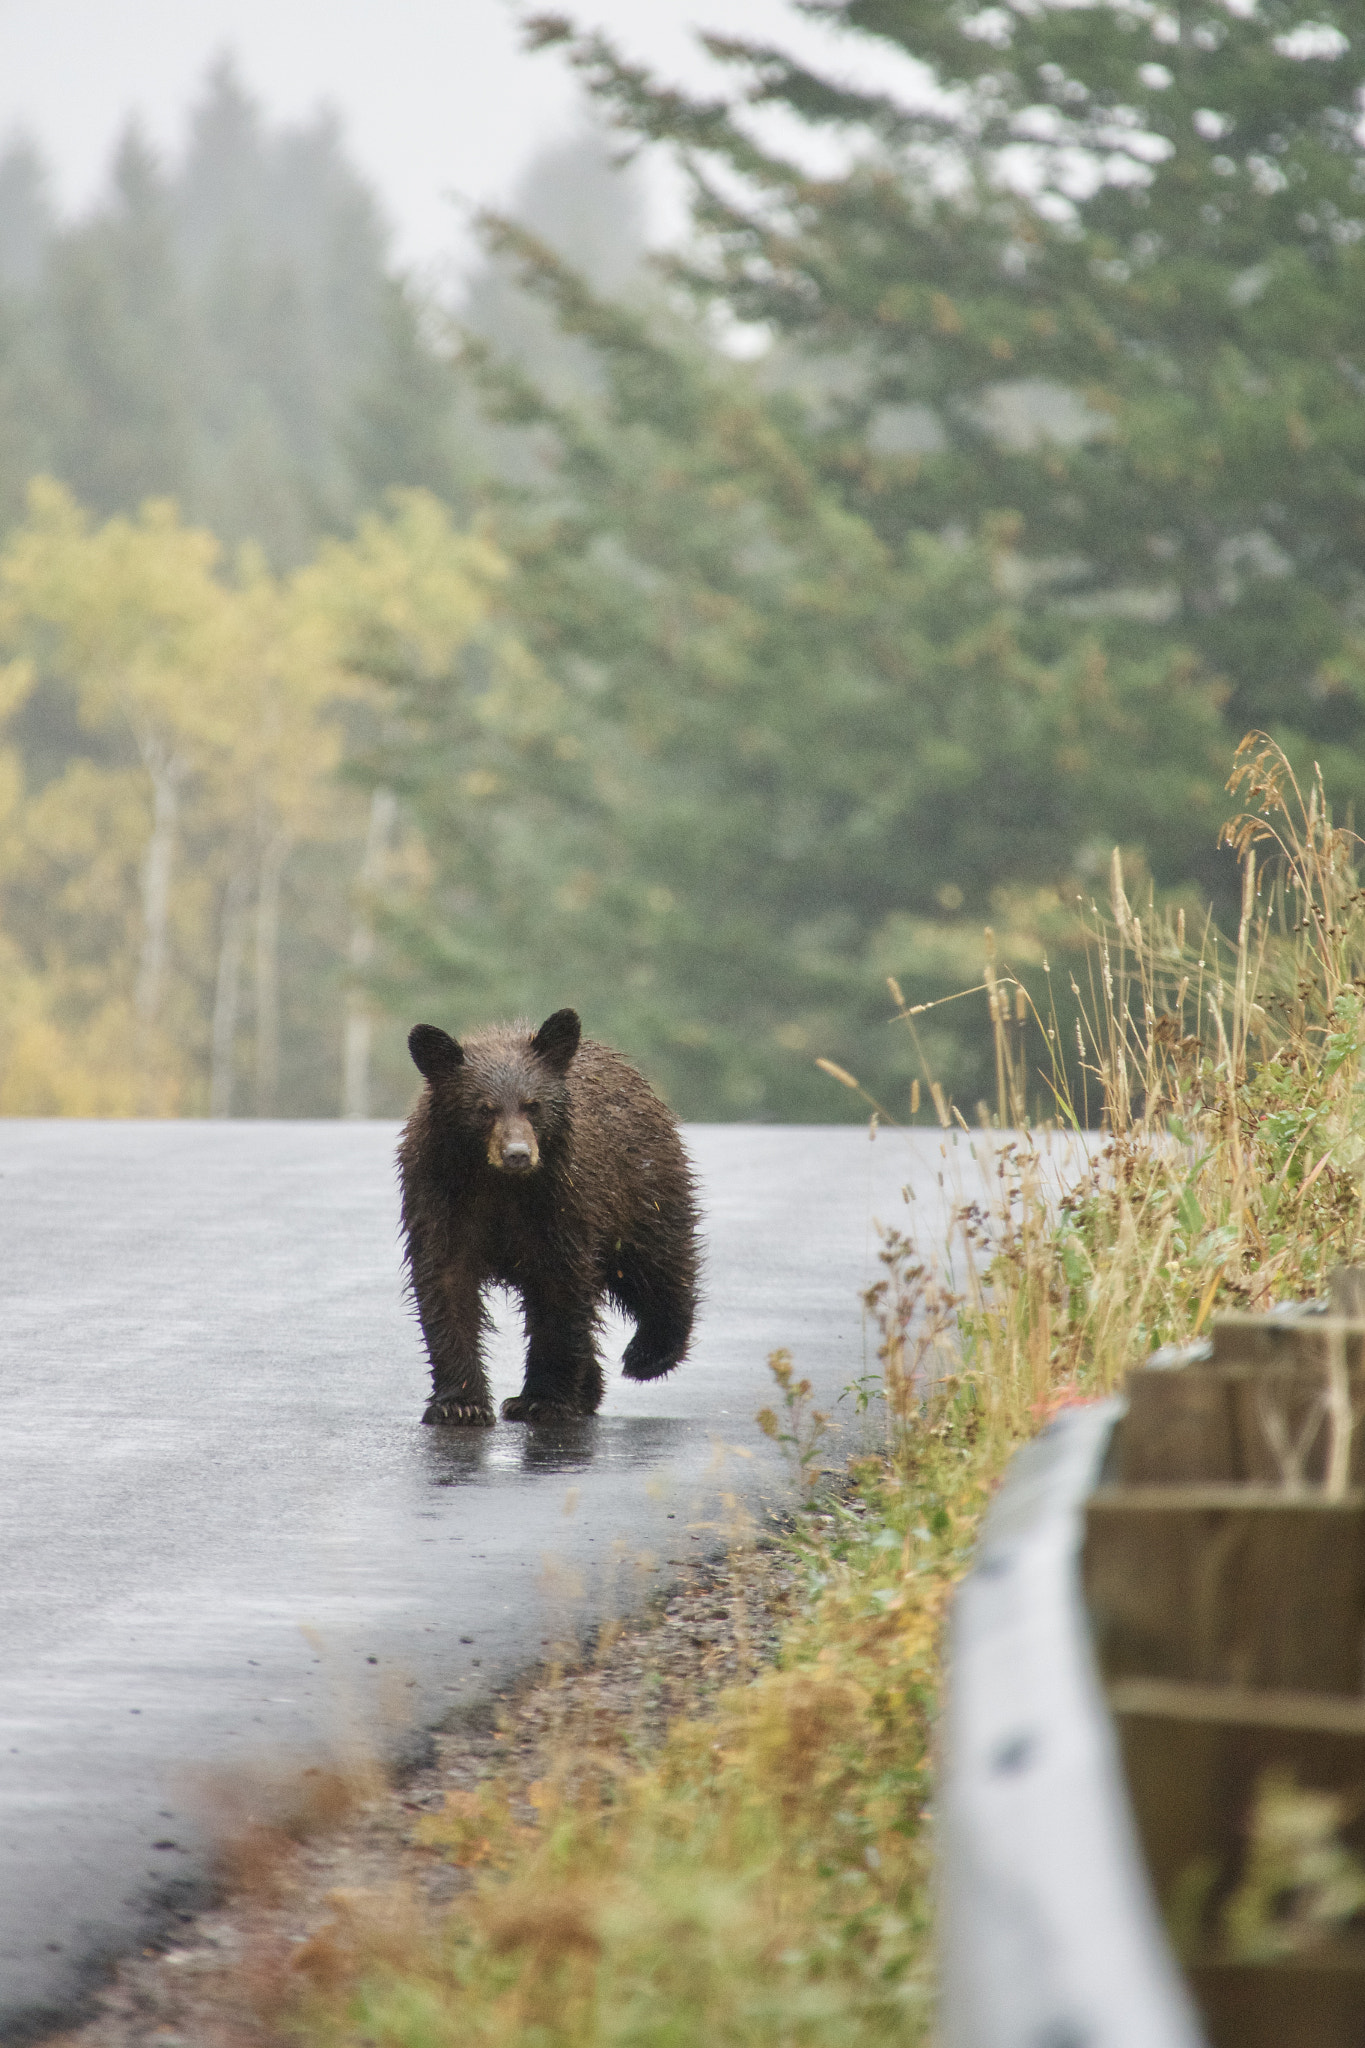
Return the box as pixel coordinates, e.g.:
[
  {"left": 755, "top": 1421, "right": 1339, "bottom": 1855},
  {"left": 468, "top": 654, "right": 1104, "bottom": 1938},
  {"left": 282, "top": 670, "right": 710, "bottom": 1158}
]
[
  {"left": 531, "top": 3, "right": 1365, "bottom": 847},
  {"left": 0, "top": 137, "right": 56, "bottom": 525},
  {"left": 462, "top": 127, "right": 648, "bottom": 406},
  {"left": 39, "top": 127, "right": 198, "bottom": 517},
  {"left": 415, "top": 223, "right": 1229, "bottom": 1115},
  {"left": 0, "top": 60, "right": 458, "bottom": 564},
  {"left": 346, "top": 278, "right": 467, "bottom": 505},
  {"left": 173, "top": 60, "right": 393, "bottom": 556},
  {"left": 0, "top": 135, "right": 53, "bottom": 291}
]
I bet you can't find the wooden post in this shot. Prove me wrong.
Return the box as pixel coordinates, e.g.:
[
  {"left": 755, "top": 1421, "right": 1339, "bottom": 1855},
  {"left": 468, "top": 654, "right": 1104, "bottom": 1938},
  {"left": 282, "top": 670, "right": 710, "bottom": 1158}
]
[
  {"left": 943, "top": 1275, "right": 1365, "bottom": 2048},
  {"left": 1083, "top": 1281, "right": 1365, "bottom": 2045}
]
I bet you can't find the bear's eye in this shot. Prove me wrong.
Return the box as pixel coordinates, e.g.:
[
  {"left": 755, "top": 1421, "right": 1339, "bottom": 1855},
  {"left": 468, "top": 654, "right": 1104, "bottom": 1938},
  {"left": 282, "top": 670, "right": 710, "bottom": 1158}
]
[
  {"left": 522, "top": 1099, "right": 540, "bottom": 1114},
  {"left": 478, "top": 1100, "right": 497, "bottom": 1116}
]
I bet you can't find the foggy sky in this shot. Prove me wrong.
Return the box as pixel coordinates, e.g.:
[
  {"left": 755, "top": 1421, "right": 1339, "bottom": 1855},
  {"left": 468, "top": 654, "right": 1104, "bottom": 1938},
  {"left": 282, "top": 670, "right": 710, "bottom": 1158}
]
[{"left": 0, "top": 0, "right": 924, "bottom": 278}]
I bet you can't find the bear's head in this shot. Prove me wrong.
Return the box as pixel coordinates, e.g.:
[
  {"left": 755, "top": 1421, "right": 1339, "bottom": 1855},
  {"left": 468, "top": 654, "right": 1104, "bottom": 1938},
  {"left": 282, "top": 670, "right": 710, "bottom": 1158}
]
[{"left": 408, "top": 1009, "right": 581, "bottom": 1176}]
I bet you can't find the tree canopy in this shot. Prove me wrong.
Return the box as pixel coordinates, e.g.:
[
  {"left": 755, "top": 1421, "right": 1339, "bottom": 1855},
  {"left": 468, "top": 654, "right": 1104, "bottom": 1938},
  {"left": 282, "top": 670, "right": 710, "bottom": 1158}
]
[
  {"left": 0, "top": 484, "right": 499, "bottom": 1115},
  {"left": 0, "top": 62, "right": 459, "bottom": 564},
  {"left": 529, "top": 0, "right": 1365, "bottom": 815},
  {"left": 5, "top": 12, "right": 1365, "bottom": 1121},
  {"left": 383, "top": 0, "right": 1365, "bottom": 1114}
]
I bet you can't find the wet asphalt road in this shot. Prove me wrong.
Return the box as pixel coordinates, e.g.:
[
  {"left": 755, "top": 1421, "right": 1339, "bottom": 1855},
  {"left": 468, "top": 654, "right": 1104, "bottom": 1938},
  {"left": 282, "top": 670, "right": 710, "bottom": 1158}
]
[{"left": 0, "top": 1118, "right": 972, "bottom": 2038}]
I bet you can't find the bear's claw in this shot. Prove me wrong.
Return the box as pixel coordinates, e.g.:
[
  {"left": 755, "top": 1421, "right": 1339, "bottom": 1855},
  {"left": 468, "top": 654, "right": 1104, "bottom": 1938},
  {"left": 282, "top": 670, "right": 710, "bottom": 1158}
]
[
  {"left": 501, "top": 1394, "right": 583, "bottom": 1423},
  {"left": 423, "top": 1397, "right": 496, "bottom": 1427}
]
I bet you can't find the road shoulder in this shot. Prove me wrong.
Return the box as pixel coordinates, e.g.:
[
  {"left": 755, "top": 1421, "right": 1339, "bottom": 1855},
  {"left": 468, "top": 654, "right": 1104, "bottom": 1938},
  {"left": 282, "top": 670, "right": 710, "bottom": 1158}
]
[{"left": 49, "top": 1533, "right": 798, "bottom": 2048}]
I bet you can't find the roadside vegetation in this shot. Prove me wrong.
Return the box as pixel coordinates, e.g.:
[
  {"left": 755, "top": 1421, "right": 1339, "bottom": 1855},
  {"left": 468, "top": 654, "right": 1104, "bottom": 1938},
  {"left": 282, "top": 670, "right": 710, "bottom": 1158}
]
[{"left": 212, "top": 737, "right": 1365, "bottom": 2047}]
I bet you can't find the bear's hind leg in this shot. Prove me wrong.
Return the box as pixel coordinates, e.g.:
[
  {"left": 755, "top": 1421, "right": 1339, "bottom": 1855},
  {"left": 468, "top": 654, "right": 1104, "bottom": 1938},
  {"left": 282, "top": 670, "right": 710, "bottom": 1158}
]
[
  {"left": 504, "top": 1286, "right": 603, "bottom": 1421},
  {"left": 617, "top": 1256, "right": 696, "bottom": 1383},
  {"left": 575, "top": 1352, "right": 605, "bottom": 1416}
]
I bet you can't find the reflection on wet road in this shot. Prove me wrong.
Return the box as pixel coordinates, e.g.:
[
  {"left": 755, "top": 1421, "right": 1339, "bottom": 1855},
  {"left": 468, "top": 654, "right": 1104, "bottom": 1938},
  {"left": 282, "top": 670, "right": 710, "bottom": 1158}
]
[{"left": 0, "top": 1118, "right": 973, "bottom": 2038}]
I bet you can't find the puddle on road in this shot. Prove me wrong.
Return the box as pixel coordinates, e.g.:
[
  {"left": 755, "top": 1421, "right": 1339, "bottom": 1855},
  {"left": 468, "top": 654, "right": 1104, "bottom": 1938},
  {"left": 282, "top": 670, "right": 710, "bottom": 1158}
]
[{"left": 421, "top": 1416, "right": 692, "bottom": 1488}]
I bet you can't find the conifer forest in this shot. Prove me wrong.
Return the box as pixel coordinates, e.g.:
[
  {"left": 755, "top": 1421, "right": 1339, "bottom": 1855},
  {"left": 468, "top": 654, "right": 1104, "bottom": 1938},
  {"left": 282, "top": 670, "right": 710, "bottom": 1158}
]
[{"left": 0, "top": 7, "right": 1361, "bottom": 1122}]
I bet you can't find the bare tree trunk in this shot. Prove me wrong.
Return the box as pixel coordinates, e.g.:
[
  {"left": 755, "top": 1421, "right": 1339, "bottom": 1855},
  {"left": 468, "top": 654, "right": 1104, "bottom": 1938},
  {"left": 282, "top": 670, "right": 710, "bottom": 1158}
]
[
  {"left": 254, "top": 832, "right": 291, "bottom": 1117},
  {"left": 342, "top": 787, "right": 398, "bottom": 1119},
  {"left": 135, "top": 757, "right": 184, "bottom": 1029},
  {"left": 210, "top": 866, "right": 251, "bottom": 1117}
]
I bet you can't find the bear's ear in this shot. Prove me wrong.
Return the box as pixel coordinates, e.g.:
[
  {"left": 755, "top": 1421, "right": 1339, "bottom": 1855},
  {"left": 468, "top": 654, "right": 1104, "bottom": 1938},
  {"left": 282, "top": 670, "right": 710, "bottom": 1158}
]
[
  {"left": 408, "top": 1024, "right": 464, "bottom": 1082},
  {"left": 531, "top": 1008, "right": 581, "bottom": 1073}
]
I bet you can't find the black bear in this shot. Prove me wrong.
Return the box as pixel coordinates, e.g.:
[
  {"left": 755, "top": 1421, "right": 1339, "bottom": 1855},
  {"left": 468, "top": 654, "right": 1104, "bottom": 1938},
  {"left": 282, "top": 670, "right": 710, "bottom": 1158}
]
[{"left": 398, "top": 1009, "right": 699, "bottom": 1424}]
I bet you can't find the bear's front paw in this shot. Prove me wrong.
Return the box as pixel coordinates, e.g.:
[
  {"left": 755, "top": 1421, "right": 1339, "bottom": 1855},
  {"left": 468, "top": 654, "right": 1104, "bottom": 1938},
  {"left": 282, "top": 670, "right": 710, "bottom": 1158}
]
[
  {"left": 423, "top": 1396, "right": 496, "bottom": 1427},
  {"left": 621, "top": 1334, "right": 683, "bottom": 1382},
  {"left": 500, "top": 1394, "right": 580, "bottom": 1424}
]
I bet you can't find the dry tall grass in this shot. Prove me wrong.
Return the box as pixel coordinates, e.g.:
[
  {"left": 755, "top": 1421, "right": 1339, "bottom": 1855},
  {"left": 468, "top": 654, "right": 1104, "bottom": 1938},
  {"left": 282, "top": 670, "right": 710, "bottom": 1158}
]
[{"left": 870, "top": 733, "right": 1365, "bottom": 1452}]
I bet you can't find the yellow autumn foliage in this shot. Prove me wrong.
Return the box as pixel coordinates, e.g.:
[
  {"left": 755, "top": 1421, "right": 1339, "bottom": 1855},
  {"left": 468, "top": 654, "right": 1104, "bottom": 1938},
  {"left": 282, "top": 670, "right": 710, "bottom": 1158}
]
[{"left": 0, "top": 482, "right": 514, "bottom": 1117}]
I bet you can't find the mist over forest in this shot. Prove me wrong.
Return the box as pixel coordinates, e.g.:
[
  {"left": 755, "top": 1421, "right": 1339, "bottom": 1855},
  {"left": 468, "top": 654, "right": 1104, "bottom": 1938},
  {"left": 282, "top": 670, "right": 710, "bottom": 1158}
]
[{"left": 0, "top": 6, "right": 1361, "bottom": 1122}]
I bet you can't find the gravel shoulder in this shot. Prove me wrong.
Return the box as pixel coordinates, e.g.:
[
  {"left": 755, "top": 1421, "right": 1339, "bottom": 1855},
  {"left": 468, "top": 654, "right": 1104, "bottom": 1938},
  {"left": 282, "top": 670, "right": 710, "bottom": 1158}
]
[{"left": 49, "top": 1532, "right": 800, "bottom": 2048}]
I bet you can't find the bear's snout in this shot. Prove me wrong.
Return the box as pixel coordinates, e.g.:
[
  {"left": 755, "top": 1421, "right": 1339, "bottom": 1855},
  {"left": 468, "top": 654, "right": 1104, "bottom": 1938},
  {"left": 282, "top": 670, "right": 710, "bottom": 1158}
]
[{"left": 489, "top": 1118, "right": 539, "bottom": 1174}]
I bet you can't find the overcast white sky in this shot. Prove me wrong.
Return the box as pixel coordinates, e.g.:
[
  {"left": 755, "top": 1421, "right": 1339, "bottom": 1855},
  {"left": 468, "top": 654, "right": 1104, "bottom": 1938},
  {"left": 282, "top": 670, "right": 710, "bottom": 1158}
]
[{"left": 0, "top": 0, "right": 926, "bottom": 281}]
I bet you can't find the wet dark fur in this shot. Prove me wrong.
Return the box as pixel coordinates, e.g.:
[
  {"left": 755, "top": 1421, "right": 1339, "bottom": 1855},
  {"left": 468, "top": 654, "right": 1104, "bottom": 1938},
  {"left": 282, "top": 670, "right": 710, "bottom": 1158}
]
[{"left": 398, "top": 1009, "right": 699, "bottom": 1425}]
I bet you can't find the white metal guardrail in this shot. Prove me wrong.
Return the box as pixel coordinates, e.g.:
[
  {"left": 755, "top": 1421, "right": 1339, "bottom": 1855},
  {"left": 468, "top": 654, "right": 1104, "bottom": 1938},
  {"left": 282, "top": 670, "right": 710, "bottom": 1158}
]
[{"left": 938, "top": 1401, "right": 1208, "bottom": 2048}]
